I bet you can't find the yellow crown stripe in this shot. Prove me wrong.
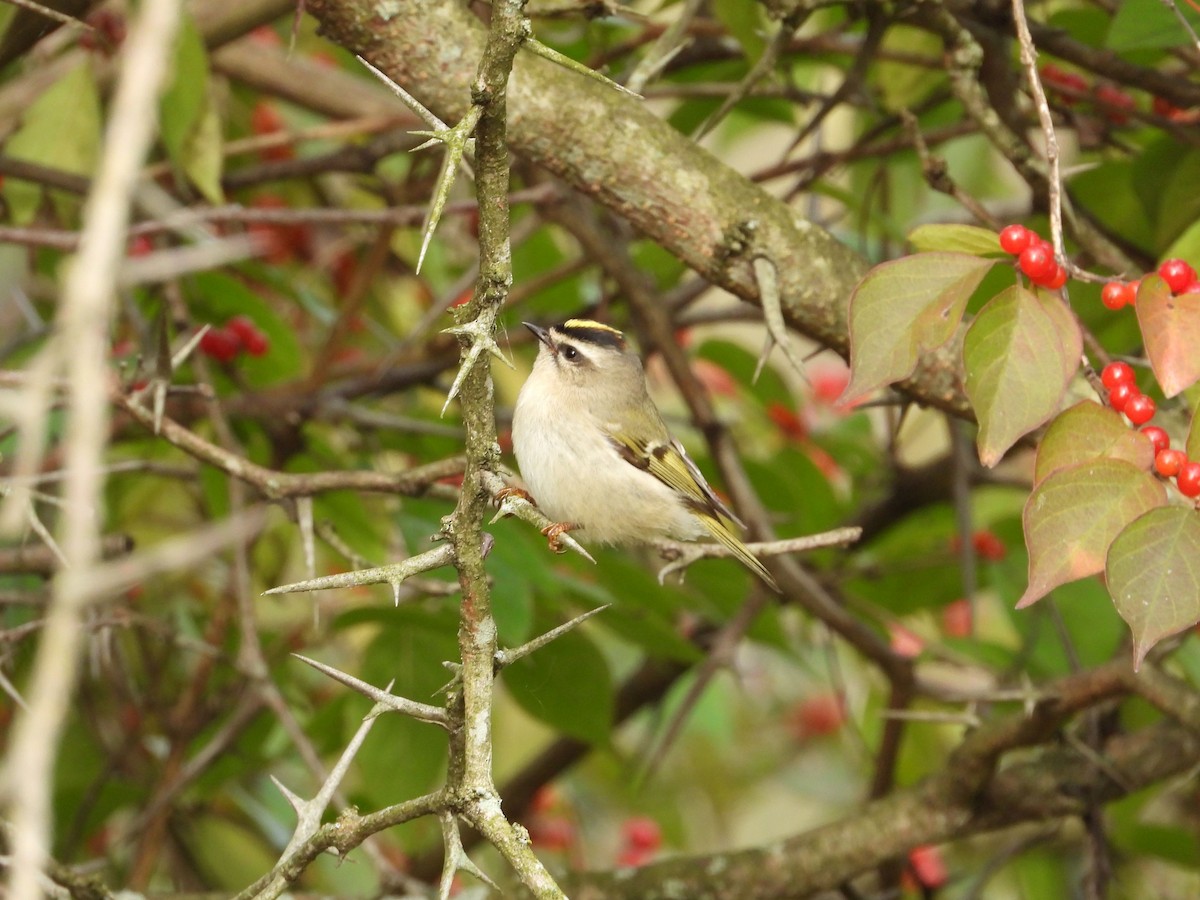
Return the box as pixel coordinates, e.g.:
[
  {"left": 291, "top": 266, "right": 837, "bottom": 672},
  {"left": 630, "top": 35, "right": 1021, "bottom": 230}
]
[{"left": 563, "top": 319, "right": 623, "bottom": 338}]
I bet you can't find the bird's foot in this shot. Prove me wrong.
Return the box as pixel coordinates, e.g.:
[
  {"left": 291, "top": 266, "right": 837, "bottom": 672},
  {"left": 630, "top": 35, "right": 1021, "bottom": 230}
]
[
  {"left": 541, "top": 522, "right": 580, "bottom": 554},
  {"left": 494, "top": 485, "right": 535, "bottom": 509}
]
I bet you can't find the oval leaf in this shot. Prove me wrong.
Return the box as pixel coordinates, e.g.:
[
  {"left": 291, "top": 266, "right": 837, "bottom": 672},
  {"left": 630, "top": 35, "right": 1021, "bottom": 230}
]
[
  {"left": 1034, "top": 400, "right": 1154, "bottom": 485},
  {"left": 1107, "top": 506, "right": 1200, "bottom": 669},
  {"left": 4, "top": 63, "right": 101, "bottom": 225},
  {"left": 907, "top": 224, "right": 1003, "bottom": 256},
  {"left": 1018, "top": 458, "right": 1167, "bottom": 608},
  {"left": 1135, "top": 274, "right": 1200, "bottom": 397},
  {"left": 1034, "top": 286, "right": 1084, "bottom": 385},
  {"left": 964, "top": 286, "right": 1079, "bottom": 467},
  {"left": 843, "top": 253, "right": 994, "bottom": 404},
  {"left": 503, "top": 615, "right": 614, "bottom": 745}
]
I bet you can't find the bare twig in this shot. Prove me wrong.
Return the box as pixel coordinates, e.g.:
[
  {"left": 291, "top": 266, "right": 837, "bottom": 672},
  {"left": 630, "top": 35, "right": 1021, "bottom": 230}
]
[{"left": 0, "top": 2, "right": 183, "bottom": 897}]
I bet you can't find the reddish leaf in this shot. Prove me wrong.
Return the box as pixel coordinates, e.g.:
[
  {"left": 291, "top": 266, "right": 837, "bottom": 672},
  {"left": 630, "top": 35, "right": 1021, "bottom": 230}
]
[
  {"left": 1135, "top": 274, "right": 1200, "bottom": 397},
  {"left": 964, "top": 286, "right": 1081, "bottom": 467},
  {"left": 1107, "top": 507, "right": 1200, "bottom": 669},
  {"left": 1034, "top": 401, "right": 1154, "bottom": 485},
  {"left": 1018, "top": 459, "right": 1167, "bottom": 608},
  {"left": 842, "top": 253, "right": 995, "bottom": 405}
]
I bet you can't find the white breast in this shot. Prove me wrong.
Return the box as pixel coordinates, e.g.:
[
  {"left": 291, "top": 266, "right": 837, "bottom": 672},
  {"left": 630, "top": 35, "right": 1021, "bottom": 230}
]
[{"left": 512, "top": 375, "right": 702, "bottom": 545}]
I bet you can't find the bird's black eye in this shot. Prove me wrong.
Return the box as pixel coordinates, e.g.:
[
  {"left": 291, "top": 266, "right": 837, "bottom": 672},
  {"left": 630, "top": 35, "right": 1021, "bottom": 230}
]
[{"left": 562, "top": 345, "right": 578, "bottom": 361}]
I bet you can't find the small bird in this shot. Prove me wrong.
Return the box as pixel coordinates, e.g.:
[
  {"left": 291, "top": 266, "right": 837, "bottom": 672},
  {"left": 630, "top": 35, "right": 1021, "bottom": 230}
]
[{"left": 511, "top": 319, "right": 778, "bottom": 591}]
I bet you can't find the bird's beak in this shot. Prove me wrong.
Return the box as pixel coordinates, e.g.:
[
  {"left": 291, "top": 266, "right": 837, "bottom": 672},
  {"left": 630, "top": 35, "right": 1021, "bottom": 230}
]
[{"left": 524, "top": 322, "right": 552, "bottom": 350}]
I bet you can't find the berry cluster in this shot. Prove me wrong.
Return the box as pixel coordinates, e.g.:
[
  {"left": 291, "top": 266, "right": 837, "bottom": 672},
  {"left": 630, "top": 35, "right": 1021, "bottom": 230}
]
[
  {"left": 1101, "top": 258, "right": 1200, "bottom": 311},
  {"left": 998, "top": 225, "right": 1067, "bottom": 289},
  {"left": 1102, "top": 362, "right": 1200, "bottom": 498},
  {"left": 198, "top": 315, "right": 270, "bottom": 363},
  {"left": 1040, "top": 65, "right": 1138, "bottom": 125}
]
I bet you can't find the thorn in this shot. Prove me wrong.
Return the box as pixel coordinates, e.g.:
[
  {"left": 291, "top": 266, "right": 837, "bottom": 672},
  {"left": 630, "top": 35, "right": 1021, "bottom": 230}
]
[
  {"left": 270, "top": 775, "right": 305, "bottom": 814},
  {"left": 496, "top": 604, "right": 611, "bottom": 668},
  {"left": 440, "top": 316, "right": 512, "bottom": 415}
]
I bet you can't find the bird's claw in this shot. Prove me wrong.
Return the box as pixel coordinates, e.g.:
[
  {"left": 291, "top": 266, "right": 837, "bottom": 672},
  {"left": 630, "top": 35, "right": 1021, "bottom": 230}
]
[
  {"left": 493, "top": 486, "right": 534, "bottom": 509},
  {"left": 541, "top": 522, "right": 578, "bottom": 554}
]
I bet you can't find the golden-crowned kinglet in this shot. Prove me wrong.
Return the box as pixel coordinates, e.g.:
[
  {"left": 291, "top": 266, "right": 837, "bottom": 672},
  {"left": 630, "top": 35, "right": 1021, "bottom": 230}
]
[{"left": 512, "top": 319, "right": 779, "bottom": 591}]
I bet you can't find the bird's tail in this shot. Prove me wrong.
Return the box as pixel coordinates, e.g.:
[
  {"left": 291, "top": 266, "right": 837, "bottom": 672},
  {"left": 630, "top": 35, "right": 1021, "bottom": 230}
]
[{"left": 698, "top": 515, "right": 780, "bottom": 592}]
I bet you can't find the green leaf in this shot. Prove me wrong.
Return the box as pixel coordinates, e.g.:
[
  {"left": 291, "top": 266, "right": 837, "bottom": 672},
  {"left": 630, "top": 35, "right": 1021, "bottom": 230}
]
[
  {"left": 1108, "top": 0, "right": 1200, "bottom": 51},
  {"left": 964, "top": 285, "right": 1080, "bottom": 467},
  {"left": 712, "top": 0, "right": 766, "bottom": 60},
  {"left": 843, "top": 253, "right": 994, "bottom": 404},
  {"left": 873, "top": 25, "right": 944, "bottom": 111},
  {"left": 1034, "top": 401, "right": 1154, "bottom": 485},
  {"left": 181, "top": 89, "right": 224, "bottom": 204},
  {"left": 355, "top": 609, "right": 457, "bottom": 804},
  {"left": 907, "top": 224, "right": 1002, "bottom": 256},
  {"left": 1135, "top": 274, "right": 1200, "bottom": 398},
  {"left": 502, "top": 607, "right": 613, "bottom": 744},
  {"left": 1018, "top": 459, "right": 1166, "bottom": 608},
  {"left": 1035, "top": 286, "right": 1084, "bottom": 386},
  {"left": 160, "top": 13, "right": 209, "bottom": 165},
  {"left": 4, "top": 63, "right": 101, "bottom": 224},
  {"left": 1107, "top": 506, "right": 1200, "bottom": 668}
]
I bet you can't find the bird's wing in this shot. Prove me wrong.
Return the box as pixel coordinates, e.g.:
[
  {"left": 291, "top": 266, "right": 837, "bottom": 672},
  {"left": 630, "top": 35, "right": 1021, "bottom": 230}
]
[
  {"left": 608, "top": 430, "right": 778, "bottom": 591},
  {"left": 607, "top": 432, "right": 742, "bottom": 527}
]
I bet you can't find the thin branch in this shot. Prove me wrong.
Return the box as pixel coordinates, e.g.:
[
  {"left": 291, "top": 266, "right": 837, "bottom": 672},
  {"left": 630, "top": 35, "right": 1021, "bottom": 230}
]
[{"left": 1, "top": 3, "right": 182, "bottom": 897}]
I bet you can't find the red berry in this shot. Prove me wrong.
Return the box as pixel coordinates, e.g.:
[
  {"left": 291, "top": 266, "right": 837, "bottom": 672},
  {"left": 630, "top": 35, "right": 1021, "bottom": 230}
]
[
  {"left": 226, "top": 316, "right": 269, "bottom": 356},
  {"left": 1140, "top": 426, "right": 1170, "bottom": 455},
  {"left": 79, "top": 9, "right": 126, "bottom": 55},
  {"left": 1107, "top": 383, "right": 1137, "bottom": 413},
  {"left": 1177, "top": 462, "right": 1200, "bottom": 498},
  {"left": 529, "top": 816, "right": 575, "bottom": 851},
  {"left": 972, "top": 530, "right": 1007, "bottom": 561},
  {"left": 1095, "top": 84, "right": 1135, "bottom": 124},
  {"left": 621, "top": 817, "right": 662, "bottom": 852},
  {"left": 226, "top": 315, "right": 257, "bottom": 343},
  {"left": 1100, "top": 282, "right": 1134, "bottom": 310},
  {"left": 1124, "top": 393, "right": 1156, "bottom": 425},
  {"left": 789, "top": 693, "right": 845, "bottom": 739},
  {"left": 1018, "top": 245, "right": 1055, "bottom": 281},
  {"left": 767, "top": 402, "right": 807, "bottom": 442},
  {"left": 530, "top": 785, "right": 560, "bottom": 814},
  {"left": 889, "top": 624, "right": 924, "bottom": 659},
  {"left": 1157, "top": 258, "right": 1197, "bottom": 294},
  {"left": 249, "top": 26, "right": 283, "bottom": 47},
  {"left": 1039, "top": 64, "right": 1088, "bottom": 104},
  {"left": 241, "top": 329, "right": 269, "bottom": 356},
  {"left": 1178, "top": 280, "right": 1200, "bottom": 296},
  {"left": 198, "top": 327, "right": 240, "bottom": 363},
  {"left": 941, "top": 599, "right": 972, "bottom": 638},
  {"left": 248, "top": 195, "right": 312, "bottom": 263},
  {"left": 127, "top": 234, "right": 154, "bottom": 257},
  {"left": 1153, "top": 96, "right": 1179, "bottom": 118},
  {"left": 998, "top": 224, "right": 1032, "bottom": 255},
  {"left": 250, "top": 102, "right": 294, "bottom": 163},
  {"left": 908, "top": 845, "right": 948, "bottom": 890},
  {"left": 1101, "top": 361, "right": 1135, "bottom": 389},
  {"left": 1155, "top": 448, "right": 1186, "bottom": 477},
  {"left": 1039, "top": 265, "right": 1068, "bottom": 289}
]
